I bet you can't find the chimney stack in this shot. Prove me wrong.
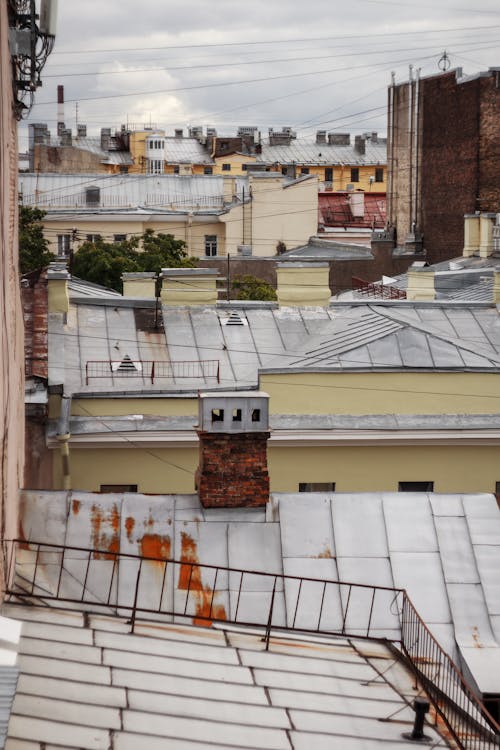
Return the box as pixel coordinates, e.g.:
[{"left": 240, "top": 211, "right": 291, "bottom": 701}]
[
  {"left": 316, "top": 130, "right": 327, "bottom": 144},
  {"left": 195, "top": 392, "right": 270, "bottom": 508},
  {"left": 57, "top": 85, "right": 65, "bottom": 136},
  {"left": 354, "top": 135, "right": 366, "bottom": 155}
]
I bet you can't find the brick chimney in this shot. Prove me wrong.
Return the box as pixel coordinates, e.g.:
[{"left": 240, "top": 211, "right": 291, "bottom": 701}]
[{"left": 195, "top": 392, "right": 270, "bottom": 508}]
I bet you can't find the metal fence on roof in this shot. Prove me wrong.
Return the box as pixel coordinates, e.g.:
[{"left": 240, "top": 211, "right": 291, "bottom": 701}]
[{"left": 4, "top": 538, "right": 499, "bottom": 750}]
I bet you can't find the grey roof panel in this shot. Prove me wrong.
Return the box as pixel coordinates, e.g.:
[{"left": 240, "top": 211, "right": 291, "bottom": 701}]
[
  {"left": 331, "top": 494, "right": 388, "bottom": 558},
  {"left": 279, "top": 495, "right": 334, "bottom": 558},
  {"left": 397, "top": 328, "right": 434, "bottom": 368},
  {"left": 434, "top": 516, "right": 480, "bottom": 584},
  {"left": 383, "top": 495, "right": 438, "bottom": 553},
  {"left": 390, "top": 552, "right": 452, "bottom": 624},
  {"left": 447, "top": 583, "right": 497, "bottom": 646}
]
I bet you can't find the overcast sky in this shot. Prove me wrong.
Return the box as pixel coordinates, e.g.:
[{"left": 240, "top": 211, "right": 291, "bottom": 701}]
[{"left": 23, "top": 0, "right": 500, "bottom": 146}]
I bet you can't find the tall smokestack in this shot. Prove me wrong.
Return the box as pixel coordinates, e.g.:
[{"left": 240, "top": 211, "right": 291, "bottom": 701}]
[{"left": 57, "top": 85, "right": 65, "bottom": 136}]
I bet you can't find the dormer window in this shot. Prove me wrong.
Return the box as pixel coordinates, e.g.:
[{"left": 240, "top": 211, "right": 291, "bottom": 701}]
[{"left": 85, "top": 187, "right": 100, "bottom": 206}]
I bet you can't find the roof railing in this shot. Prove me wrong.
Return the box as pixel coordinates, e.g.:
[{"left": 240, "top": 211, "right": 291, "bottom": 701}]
[
  {"left": 352, "top": 276, "right": 407, "bottom": 300},
  {"left": 3, "top": 539, "right": 499, "bottom": 750},
  {"left": 85, "top": 359, "right": 220, "bottom": 385}
]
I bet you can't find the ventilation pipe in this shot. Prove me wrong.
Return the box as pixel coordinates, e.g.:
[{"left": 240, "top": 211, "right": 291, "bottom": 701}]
[
  {"left": 56, "top": 395, "right": 72, "bottom": 491},
  {"left": 57, "top": 84, "right": 65, "bottom": 136}
]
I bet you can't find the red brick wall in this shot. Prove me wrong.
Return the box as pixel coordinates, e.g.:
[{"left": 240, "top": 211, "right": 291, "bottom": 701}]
[
  {"left": 478, "top": 71, "right": 500, "bottom": 212},
  {"left": 196, "top": 431, "right": 270, "bottom": 508},
  {"left": 420, "top": 71, "right": 481, "bottom": 264}
]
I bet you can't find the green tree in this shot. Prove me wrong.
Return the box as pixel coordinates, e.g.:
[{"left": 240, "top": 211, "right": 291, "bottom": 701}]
[
  {"left": 231, "top": 274, "right": 277, "bottom": 301},
  {"left": 19, "top": 206, "right": 55, "bottom": 274},
  {"left": 71, "top": 231, "right": 197, "bottom": 292}
]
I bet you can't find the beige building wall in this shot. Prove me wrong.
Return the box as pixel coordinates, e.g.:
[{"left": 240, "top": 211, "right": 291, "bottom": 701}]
[
  {"left": 212, "top": 153, "right": 257, "bottom": 175},
  {"left": 33, "top": 145, "right": 120, "bottom": 174},
  {"left": 47, "top": 367, "right": 500, "bottom": 496},
  {"left": 249, "top": 175, "right": 318, "bottom": 256},
  {"left": 51, "top": 441, "right": 500, "bottom": 497},
  {"left": 0, "top": 1, "right": 24, "bottom": 589}
]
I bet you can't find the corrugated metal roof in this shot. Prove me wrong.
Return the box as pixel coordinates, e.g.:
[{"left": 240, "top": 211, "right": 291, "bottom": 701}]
[{"left": 258, "top": 140, "right": 387, "bottom": 166}]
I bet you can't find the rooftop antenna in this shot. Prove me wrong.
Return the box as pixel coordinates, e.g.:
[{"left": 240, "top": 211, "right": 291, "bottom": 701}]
[{"left": 438, "top": 51, "right": 451, "bottom": 72}]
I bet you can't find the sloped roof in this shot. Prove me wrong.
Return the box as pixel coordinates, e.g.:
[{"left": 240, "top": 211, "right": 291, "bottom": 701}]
[
  {"left": 2, "top": 603, "right": 445, "bottom": 749},
  {"left": 14, "top": 489, "right": 500, "bottom": 698},
  {"left": 258, "top": 139, "right": 386, "bottom": 166},
  {"left": 163, "top": 136, "right": 214, "bottom": 164},
  {"left": 54, "top": 300, "right": 500, "bottom": 397}
]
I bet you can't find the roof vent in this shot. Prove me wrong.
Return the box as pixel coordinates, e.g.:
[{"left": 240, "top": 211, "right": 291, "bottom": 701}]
[
  {"left": 112, "top": 355, "right": 142, "bottom": 373},
  {"left": 222, "top": 311, "right": 247, "bottom": 327}
]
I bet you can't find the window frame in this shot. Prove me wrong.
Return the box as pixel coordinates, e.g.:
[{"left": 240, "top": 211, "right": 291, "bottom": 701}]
[
  {"left": 350, "top": 167, "right": 360, "bottom": 183},
  {"left": 204, "top": 235, "right": 218, "bottom": 257}
]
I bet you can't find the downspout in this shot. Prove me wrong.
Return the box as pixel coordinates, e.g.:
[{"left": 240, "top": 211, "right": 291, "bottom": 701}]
[
  {"left": 56, "top": 395, "right": 72, "bottom": 491},
  {"left": 408, "top": 65, "right": 414, "bottom": 237},
  {"left": 388, "top": 72, "right": 395, "bottom": 227},
  {"left": 414, "top": 68, "right": 421, "bottom": 233}
]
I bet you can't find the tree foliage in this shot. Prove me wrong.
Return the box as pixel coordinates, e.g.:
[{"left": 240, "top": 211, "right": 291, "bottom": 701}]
[
  {"left": 71, "top": 231, "right": 197, "bottom": 292},
  {"left": 19, "top": 206, "right": 55, "bottom": 274},
  {"left": 231, "top": 274, "right": 277, "bottom": 301}
]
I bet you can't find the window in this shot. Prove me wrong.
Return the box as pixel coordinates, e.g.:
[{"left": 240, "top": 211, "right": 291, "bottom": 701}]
[
  {"left": 299, "top": 483, "right": 336, "bottom": 492},
  {"left": 398, "top": 481, "right": 434, "bottom": 492},
  {"left": 211, "top": 408, "right": 224, "bottom": 422},
  {"left": 100, "top": 484, "right": 138, "bottom": 493},
  {"left": 232, "top": 409, "right": 242, "bottom": 422},
  {"left": 57, "top": 234, "right": 71, "bottom": 256},
  {"left": 113, "top": 234, "right": 127, "bottom": 243},
  {"left": 325, "top": 167, "right": 333, "bottom": 182},
  {"left": 204, "top": 235, "right": 217, "bottom": 257},
  {"left": 148, "top": 158, "right": 164, "bottom": 174},
  {"left": 350, "top": 167, "right": 359, "bottom": 183},
  {"left": 204, "top": 166, "right": 213, "bottom": 175},
  {"left": 119, "top": 166, "right": 129, "bottom": 174},
  {"left": 241, "top": 164, "right": 248, "bottom": 171},
  {"left": 85, "top": 186, "right": 100, "bottom": 206},
  {"left": 222, "top": 163, "right": 231, "bottom": 171},
  {"left": 251, "top": 409, "right": 261, "bottom": 422},
  {"left": 375, "top": 168, "right": 384, "bottom": 183},
  {"left": 86, "top": 234, "right": 101, "bottom": 243},
  {"left": 173, "top": 165, "right": 180, "bottom": 174},
  {"left": 281, "top": 167, "right": 288, "bottom": 176},
  {"left": 300, "top": 167, "right": 310, "bottom": 175}
]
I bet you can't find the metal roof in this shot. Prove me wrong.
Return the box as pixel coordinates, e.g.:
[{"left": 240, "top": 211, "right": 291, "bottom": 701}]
[
  {"left": 14, "top": 488, "right": 500, "bottom": 699},
  {"left": 53, "top": 300, "right": 500, "bottom": 397},
  {"left": 52, "top": 135, "right": 134, "bottom": 166},
  {"left": 258, "top": 140, "right": 387, "bottom": 166},
  {"left": 163, "top": 136, "right": 214, "bottom": 164},
  {"left": 2, "top": 602, "right": 446, "bottom": 749},
  {"left": 19, "top": 173, "right": 247, "bottom": 210}
]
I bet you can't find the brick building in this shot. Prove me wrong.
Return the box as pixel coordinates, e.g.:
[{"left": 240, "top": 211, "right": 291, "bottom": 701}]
[{"left": 387, "top": 67, "right": 500, "bottom": 264}]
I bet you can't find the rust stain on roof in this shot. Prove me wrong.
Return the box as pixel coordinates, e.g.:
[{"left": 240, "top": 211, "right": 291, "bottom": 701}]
[
  {"left": 125, "top": 516, "right": 135, "bottom": 541},
  {"left": 178, "top": 531, "right": 227, "bottom": 628},
  {"left": 72, "top": 499, "right": 81, "bottom": 516},
  {"left": 140, "top": 534, "right": 171, "bottom": 562},
  {"left": 317, "top": 547, "right": 333, "bottom": 559},
  {"left": 472, "top": 626, "right": 484, "bottom": 648},
  {"left": 90, "top": 503, "right": 120, "bottom": 560}
]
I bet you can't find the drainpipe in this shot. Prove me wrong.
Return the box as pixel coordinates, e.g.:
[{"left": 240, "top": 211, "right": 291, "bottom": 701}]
[{"left": 57, "top": 395, "right": 72, "bottom": 490}]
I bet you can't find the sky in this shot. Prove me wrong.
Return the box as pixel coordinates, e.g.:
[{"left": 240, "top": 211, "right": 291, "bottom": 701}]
[{"left": 22, "top": 0, "right": 500, "bottom": 147}]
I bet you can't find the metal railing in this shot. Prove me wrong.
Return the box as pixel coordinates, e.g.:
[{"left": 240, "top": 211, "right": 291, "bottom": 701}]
[
  {"left": 3, "top": 538, "right": 499, "bottom": 749},
  {"left": 85, "top": 359, "right": 220, "bottom": 385},
  {"left": 400, "top": 594, "right": 500, "bottom": 749},
  {"left": 352, "top": 276, "right": 407, "bottom": 300}
]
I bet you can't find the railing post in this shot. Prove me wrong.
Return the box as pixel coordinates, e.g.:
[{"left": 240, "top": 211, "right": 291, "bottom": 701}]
[
  {"left": 128, "top": 560, "right": 143, "bottom": 634},
  {"left": 263, "top": 577, "right": 277, "bottom": 651},
  {"left": 151, "top": 360, "right": 155, "bottom": 385}
]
